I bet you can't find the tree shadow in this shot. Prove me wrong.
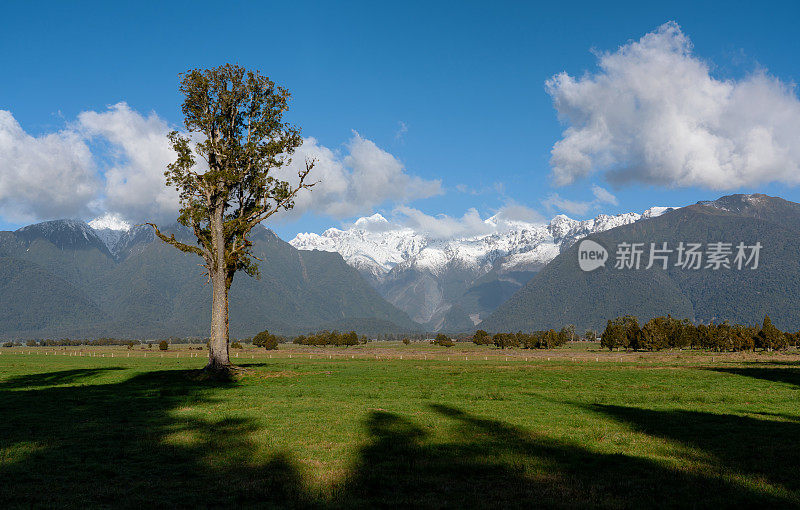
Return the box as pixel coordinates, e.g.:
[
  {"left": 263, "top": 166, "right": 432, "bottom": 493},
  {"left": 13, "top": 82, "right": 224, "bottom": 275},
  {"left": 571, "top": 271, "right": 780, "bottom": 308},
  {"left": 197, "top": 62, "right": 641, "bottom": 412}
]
[
  {"left": 0, "top": 368, "right": 313, "bottom": 508},
  {"left": 589, "top": 404, "right": 800, "bottom": 498},
  {"left": 330, "top": 404, "right": 790, "bottom": 508},
  {"left": 2, "top": 368, "right": 797, "bottom": 508},
  {"left": 709, "top": 365, "right": 800, "bottom": 389},
  {"left": 0, "top": 367, "right": 125, "bottom": 389}
]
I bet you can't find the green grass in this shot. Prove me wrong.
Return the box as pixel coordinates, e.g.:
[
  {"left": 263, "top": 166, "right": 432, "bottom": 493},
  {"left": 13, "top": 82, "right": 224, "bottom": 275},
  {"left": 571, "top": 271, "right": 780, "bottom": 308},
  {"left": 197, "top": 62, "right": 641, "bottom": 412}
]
[{"left": 1, "top": 344, "right": 799, "bottom": 508}]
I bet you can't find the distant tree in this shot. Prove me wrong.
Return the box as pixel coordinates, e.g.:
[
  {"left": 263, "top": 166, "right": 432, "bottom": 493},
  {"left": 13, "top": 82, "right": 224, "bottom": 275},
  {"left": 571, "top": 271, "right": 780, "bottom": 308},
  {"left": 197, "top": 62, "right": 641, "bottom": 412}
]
[
  {"left": 640, "top": 317, "right": 669, "bottom": 351},
  {"left": 2, "top": 341, "right": 13, "bottom": 348},
  {"left": 148, "top": 64, "right": 315, "bottom": 374},
  {"left": 584, "top": 330, "right": 597, "bottom": 342},
  {"left": 402, "top": 337, "right": 410, "bottom": 345},
  {"left": 601, "top": 316, "right": 640, "bottom": 350},
  {"left": 158, "top": 340, "right": 169, "bottom": 351},
  {"left": 435, "top": 333, "right": 454, "bottom": 347},
  {"left": 472, "top": 330, "right": 492, "bottom": 345},
  {"left": 253, "top": 329, "right": 280, "bottom": 350},
  {"left": 230, "top": 341, "right": 243, "bottom": 349},
  {"left": 758, "top": 315, "right": 788, "bottom": 351},
  {"left": 25, "top": 339, "right": 37, "bottom": 347},
  {"left": 492, "top": 332, "right": 519, "bottom": 349}
]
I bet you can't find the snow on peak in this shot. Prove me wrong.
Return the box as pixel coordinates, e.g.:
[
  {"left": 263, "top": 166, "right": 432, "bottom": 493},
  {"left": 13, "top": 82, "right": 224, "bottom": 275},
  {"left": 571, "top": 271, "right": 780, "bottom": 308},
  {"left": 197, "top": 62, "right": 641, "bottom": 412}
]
[
  {"left": 289, "top": 204, "right": 679, "bottom": 279},
  {"left": 88, "top": 213, "right": 132, "bottom": 232}
]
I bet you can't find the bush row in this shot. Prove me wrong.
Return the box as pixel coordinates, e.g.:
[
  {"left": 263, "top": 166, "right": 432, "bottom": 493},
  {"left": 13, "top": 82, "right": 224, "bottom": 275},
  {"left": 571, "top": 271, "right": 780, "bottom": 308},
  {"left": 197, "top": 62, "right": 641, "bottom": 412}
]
[{"left": 601, "top": 315, "right": 798, "bottom": 352}]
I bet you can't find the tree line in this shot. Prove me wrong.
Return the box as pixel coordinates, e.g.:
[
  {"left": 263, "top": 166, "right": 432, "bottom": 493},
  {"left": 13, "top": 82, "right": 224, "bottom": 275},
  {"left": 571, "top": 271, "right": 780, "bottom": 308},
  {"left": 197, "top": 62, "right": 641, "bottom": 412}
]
[
  {"left": 470, "top": 329, "right": 572, "bottom": 349},
  {"left": 601, "top": 315, "right": 798, "bottom": 351},
  {"left": 292, "top": 330, "right": 366, "bottom": 347}
]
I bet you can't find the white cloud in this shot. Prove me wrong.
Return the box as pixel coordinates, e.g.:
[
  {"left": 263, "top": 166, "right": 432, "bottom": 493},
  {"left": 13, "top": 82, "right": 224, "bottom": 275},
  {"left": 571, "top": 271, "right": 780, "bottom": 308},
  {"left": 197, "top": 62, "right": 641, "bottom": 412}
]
[
  {"left": 541, "top": 193, "right": 592, "bottom": 216},
  {"left": 78, "top": 102, "right": 180, "bottom": 222},
  {"left": 546, "top": 21, "right": 800, "bottom": 189},
  {"left": 387, "top": 201, "right": 545, "bottom": 240},
  {"left": 276, "top": 132, "right": 442, "bottom": 220},
  {"left": 0, "top": 105, "right": 439, "bottom": 225},
  {"left": 394, "top": 121, "right": 408, "bottom": 142},
  {"left": 0, "top": 111, "right": 99, "bottom": 222},
  {"left": 393, "top": 206, "right": 495, "bottom": 239},
  {"left": 591, "top": 184, "right": 618, "bottom": 205}
]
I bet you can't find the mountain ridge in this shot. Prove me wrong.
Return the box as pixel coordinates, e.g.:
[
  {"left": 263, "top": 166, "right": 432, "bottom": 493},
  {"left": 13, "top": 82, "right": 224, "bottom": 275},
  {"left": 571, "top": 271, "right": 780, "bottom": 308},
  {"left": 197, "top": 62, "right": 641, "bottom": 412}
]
[{"left": 290, "top": 207, "right": 677, "bottom": 330}]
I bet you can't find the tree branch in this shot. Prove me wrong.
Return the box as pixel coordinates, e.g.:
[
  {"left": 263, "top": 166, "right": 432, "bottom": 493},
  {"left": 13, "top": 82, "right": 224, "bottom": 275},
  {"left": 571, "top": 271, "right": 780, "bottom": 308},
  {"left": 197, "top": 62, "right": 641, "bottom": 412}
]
[{"left": 145, "top": 223, "right": 208, "bottom": 262}]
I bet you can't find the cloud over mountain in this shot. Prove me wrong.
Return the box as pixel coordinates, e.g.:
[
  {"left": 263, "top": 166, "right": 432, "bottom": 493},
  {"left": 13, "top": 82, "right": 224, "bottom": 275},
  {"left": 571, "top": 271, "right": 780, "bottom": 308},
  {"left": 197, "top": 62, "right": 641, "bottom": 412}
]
[
  {"left": 546, "top": 21, "right": 800, "bottom": 189},
  {"left": 0, "top": 104, "right": 439, "bottom": 224},
  {"left": 0, "top": 111, "right": 98, "bottom": 222}
]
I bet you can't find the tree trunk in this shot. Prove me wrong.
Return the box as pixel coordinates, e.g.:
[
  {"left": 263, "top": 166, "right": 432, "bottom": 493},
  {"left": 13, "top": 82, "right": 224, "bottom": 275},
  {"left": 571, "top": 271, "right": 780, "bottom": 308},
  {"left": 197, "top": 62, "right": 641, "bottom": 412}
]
[
  {"left": 206, "top": 202, "right": 231, "bottom": 372},
  {"left": 206, "top": 268, "right": 231, "bottom": 371}
]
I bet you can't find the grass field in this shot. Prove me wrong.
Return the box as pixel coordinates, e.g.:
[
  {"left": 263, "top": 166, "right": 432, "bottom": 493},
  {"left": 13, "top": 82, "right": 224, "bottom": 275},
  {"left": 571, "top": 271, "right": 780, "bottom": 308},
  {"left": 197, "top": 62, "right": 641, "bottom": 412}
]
[{"left": 1, "top": 342, "right": 799, "bottom": 508}]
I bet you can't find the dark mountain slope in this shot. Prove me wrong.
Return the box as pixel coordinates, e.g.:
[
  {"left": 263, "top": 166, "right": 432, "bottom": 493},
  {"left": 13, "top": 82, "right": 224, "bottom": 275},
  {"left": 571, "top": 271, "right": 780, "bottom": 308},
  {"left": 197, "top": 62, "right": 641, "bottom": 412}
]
[
  {"left": 0, "top": 221, "right": 417, "bottom": 338},
  {"left": 481, "top": 194, "right": 800, "bottom": 332}
]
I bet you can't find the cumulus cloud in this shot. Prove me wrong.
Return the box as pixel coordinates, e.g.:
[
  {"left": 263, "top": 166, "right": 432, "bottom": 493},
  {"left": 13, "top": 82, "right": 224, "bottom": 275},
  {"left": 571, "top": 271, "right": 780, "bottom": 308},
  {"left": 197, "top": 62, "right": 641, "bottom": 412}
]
[
  {"left": 591, "top": 184, "right": 618, "bottom": 205},
  {"left": 541, "top": 185, "right": 617, "bottom": 216},
  {"left": 393, "top": 206, "right": 495, "bottom": 239},
  {"left": 0, "top": 104, "right": 439, "bottom": 225},
  {"left": 541, "top": 193, "right": 592, "bottom": 216},
  {"left": 78, "top": 103, "right": 180, "bottom": 222},
  {"left": 0, "top": 111, "right": 99, "bottom": 222},
  {"left": 546, "top": 21, "right": 800, "bottom": 189},
  {"left": 384, "top": 201, "right": 545, "bottom": 240},
  {"left": 275, "top": 132, "right": 442, "bottom": 220}
]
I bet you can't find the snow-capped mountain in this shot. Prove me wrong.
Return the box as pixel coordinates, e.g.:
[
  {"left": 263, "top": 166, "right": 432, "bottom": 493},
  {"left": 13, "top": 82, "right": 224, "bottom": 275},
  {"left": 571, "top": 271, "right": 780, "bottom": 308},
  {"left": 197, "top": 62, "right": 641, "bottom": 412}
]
[{"left": 290, "top": 207, "right": 677, "bottom": 330}]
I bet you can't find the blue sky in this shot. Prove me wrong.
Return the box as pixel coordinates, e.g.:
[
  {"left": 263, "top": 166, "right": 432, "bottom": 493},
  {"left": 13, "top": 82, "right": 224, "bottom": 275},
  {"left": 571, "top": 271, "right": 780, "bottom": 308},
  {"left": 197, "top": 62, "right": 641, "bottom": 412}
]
[{"left": 1, "top": 1, "right": 799, "bottom": 240}]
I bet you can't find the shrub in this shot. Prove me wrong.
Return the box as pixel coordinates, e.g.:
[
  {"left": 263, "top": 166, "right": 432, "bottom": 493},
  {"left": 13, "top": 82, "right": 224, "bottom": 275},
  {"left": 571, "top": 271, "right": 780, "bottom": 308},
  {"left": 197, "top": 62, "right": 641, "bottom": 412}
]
[
  {"left": 472, "top": 330, "right": 492, "bottom": 345},
  {"left": 231, "top": 341, "right": 243, "bottom": 349},
  {"left": 26, "top": 339, "right": 38, "bottom": 347},
  {"left": 758, "top": 315, "right": 788, "bottom": 351},
  {"left": 434, "top": 333, "right": 454, "bottom": 347},
  {"left": 601, "top": 315, "right": 640, "bottom": 350},
  {"left": 158, "top": 340, "right": 169, "bottom": 351},
  {"left": 253, "top": 330, "right": 280, "bottom": 350},
  {"left": 2, "top": 341, "right": 13, "bottom": 348},
  {"left": 402, "top": 338, "right": 410, "bottom": 345}
]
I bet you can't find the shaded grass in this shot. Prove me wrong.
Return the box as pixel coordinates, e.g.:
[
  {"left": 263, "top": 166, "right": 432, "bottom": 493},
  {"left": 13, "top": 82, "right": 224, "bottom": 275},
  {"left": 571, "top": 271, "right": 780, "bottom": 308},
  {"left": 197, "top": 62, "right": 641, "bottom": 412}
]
[{"left": 0, "top": 351, "right": 799, "bottom": 508}]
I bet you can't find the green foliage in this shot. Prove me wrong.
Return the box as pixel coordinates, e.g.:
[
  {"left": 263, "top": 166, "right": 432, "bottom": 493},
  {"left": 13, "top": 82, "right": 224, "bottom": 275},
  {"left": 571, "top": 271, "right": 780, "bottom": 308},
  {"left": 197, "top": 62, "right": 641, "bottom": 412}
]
[
  {"left": 158, "top": 340, "right": 169, "bottom": 351},
  {"left": 2, "top": 341, "right": 12, "bottom": 347},
  {"left": 231, "top": 342, "right": 243, "bottom": 349},
  {"left": 599, "top": 314, "right": 791, "bottom": 352},
  {"left": 151, "top": 64, "right": 313, "bottom": 282},
  {"left": 252, "top": 330, "right": 281, "bottom": 350},
  {"left": 757, "top": 315, "right": 788, "bottom": 351},
  {"left": 293, "top": 330, "right": 358, "bottom": 347},
  {"left": 25, "top": 339, "right": 37, "bottom": 347},
  {"left": 601, "top": 316, "right": 640, "bottom": 351},
  {"left": 584, "top": 330, "right": 598, "bottom": 342},
  {"left": 434, "top": 333, "right": 454, "bottom": 347},
  {"left": 472, "top": 329, "right": 492, "bottom": 345},
  {"left": 402, "top": 338, "right": 410, "bottom": 345}
]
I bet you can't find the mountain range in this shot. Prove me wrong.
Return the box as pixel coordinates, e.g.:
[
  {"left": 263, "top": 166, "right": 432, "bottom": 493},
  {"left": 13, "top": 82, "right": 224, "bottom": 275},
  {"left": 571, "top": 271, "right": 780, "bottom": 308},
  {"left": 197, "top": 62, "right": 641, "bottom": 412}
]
[
  {"left": 0, "top": 220, "right": 418, "bottom": 339},
  {"left": 480, "top": 194, "right": 800, "bottom": 333},
  {"left": 290, "top": 207, "right": 676, "bottom": 330}
]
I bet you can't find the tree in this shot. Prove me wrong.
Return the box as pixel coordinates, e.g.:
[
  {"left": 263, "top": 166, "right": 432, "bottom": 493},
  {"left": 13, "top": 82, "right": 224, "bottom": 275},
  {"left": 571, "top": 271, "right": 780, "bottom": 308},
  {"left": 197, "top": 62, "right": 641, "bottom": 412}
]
[
  {"left": 758, "top": 315, "right": 788, "bottom": 351},
  {"left": 149, "top": 64, "right": 314, "bottom": 373},
  {"left": 472, "top": 329, "right": 492, "bottom": 345},
  {"left": 435, "top": 333, "right": 454, "bottom": 347},
  {"left": 158, "top": 340, "right": 169, "bottom": 351},
  {"left": 252, "top": 329, "right": 279, "bottom": 350}
]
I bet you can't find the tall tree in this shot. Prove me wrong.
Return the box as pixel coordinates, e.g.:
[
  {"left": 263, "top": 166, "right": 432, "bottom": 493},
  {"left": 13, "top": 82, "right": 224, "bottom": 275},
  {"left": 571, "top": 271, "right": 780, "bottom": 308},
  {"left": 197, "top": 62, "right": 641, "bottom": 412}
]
[{"left": 149, "top": 64, "right": 314, "bottom": 373}]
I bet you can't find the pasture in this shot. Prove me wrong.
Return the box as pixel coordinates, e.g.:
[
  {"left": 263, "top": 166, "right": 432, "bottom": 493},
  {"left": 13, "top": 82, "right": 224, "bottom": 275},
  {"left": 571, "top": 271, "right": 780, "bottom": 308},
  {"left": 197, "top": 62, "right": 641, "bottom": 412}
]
[{"left": 1, "top": 343, "right": 799, "bottom": 508}]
